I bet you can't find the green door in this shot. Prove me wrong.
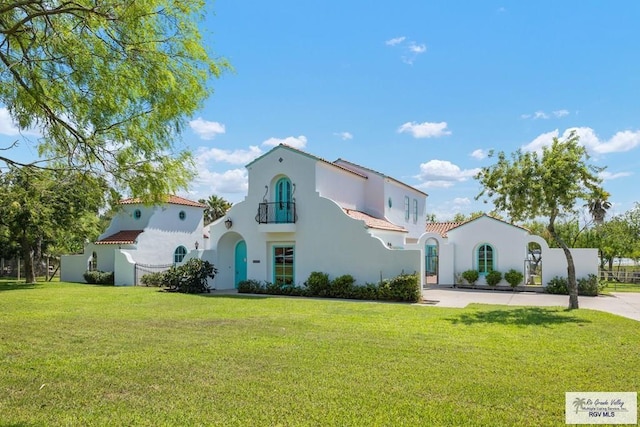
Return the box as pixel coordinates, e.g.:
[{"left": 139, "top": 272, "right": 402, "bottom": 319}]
[
  {"left": 234, "top": 240, "right": 247, "bottom": 288},
  {"left": 275, "top": 177, "right": 292, "bottom": 223}
]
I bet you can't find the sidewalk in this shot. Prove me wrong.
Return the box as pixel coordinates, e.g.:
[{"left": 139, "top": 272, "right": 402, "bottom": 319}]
[{"left": 422, "top": 287, "right": 640, "bottom": 322}]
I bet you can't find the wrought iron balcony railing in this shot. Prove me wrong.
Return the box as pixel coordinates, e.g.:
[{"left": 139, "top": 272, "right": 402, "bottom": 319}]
[{"left": 256, "top": 202, "right": 297, "bottom": 224}]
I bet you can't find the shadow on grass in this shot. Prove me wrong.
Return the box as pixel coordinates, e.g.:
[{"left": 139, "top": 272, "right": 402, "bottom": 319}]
[
  {"left": 0, "top": 280, "right": 45, "bottom": 292},
  {"left": 448, "top": 306, "right": 590, "bottom": 327}
]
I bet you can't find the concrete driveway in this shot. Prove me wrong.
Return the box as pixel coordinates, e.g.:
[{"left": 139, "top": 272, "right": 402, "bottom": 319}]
[{"left": 422, "top": 287, "right": 640, "bottom": 322}]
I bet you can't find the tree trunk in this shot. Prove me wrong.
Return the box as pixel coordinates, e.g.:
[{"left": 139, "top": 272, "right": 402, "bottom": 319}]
[
  {"left": 21, "top": 232, "right": 36, "bottom": 284},
  {"left": 548, "top": 219, "right": 579, "bottom": 309}
]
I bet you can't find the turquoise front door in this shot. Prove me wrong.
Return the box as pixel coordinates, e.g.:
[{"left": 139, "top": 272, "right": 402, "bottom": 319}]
[
  {"left": 275, "top": 177, "right": 292, "bottom": 223},
  {"left": 234, "top": 240, "right": 247, "bottom": 288}
]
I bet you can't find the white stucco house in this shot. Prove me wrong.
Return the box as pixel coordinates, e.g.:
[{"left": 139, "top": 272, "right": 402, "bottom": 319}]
[
  {"left": 204, "top": 144, "right": 427, "bottom": 289},
  {"left": 61, "top": 196, "right": 207, "bottom": 286},
  {"left": 422, "top": 215, "right": 598, "bottom": 287},
  {"left": 60, "top": 144, "right": 598, "bottom": 290}
]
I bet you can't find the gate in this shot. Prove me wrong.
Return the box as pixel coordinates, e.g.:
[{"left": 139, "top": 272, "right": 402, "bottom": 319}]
[{"left": 134, "top": 263, "right": 173, "bottom": 285}]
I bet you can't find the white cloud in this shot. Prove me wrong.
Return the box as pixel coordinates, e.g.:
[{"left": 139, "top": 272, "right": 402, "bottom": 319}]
[
  {"left": 408, "top": 42, "right": 426, "bottom": 53},
  {"left": 414, "top": 159, "right": 480, "bottom": 188},
  {"left": 262, "top": 135, "right": 307, "bottom": 149},
  {"left": 385, "top": 36, "right": 406, "bottom": 46},
  {"left": 195, "top": 168, "right": 248, "bottom": 194},
  {"left": 398, "top": 121, "right": 451, "bottom": 138},
  {"left": 334, "top": 131, "right": 353, "bottom": 141},
  {"left": 0, "top": 107, "right": 40, "bottom": 136},
  {"left": 470, "top": 149, "right": 487, "bottom": 160},
  {"left": 520, "top": 109, "right": 569, "bottom": 120},
  {"left": 599, "top": 170, "right": 633, "bottom": 180},
  {"left": 196, "top": 145, "right": 262, "bottom": 165},
  {"left": 522, "top": 127, "right": 640, "bottom": 155},
  {"left": 453, "top": 197, "right": 471, "bottom": 206},
  {"left": 386, "top": 37, "right": 427, "bottom": 64},
  {"left": 189, "top": 117, "right": 226, "bottom": 140}
]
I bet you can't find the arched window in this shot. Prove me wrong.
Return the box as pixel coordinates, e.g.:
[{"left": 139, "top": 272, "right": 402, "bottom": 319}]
[
  {"left": 174, "top": 246, "right": 187, "bottom": 264},
  {"left": 477, "top": 244, "right": 494, "bottom": 275},
  {"left": 91, "top": 251, "right": 98, "bottom": 271}
]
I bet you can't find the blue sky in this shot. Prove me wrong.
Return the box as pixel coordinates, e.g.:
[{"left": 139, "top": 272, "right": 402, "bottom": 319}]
[{"left": 2, "top": 1, "right": 640, "bottom": 220}]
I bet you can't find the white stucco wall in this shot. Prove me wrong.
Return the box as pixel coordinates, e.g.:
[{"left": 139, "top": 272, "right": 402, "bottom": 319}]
[
  {"left": 60, "top": 253, "right": 91, "bottom": 283},
  {"left": 315, "top": 162, "right": 366, "bottom": 210},
  {"left": 209, "top": 147, "right": 421, "bottom": 289},
  {"left": 383, "top": 180, "right": 426, "bottom": 240},
  {"left": 114, "top": 250, "right": 136, "bottom": 286},
  {"left": 541, "top": 248, "right": 599, "bottom": 285}
]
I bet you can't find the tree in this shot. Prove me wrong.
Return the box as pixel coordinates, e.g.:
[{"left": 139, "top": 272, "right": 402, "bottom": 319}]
[
  {"left": 0, "top": 1, "right": 229, "bottom": 200},
  {"left": 585, "top": 197, "right": 612, "bottom": 225},
  {"left": 199, "top": 195, "right": 232, "bottom": 225},
  {"left": 475, "top": 132, "right": 606, "bottom": 309},
  {"left": 0, "top": 167, "right": 106, "bottom": 283}
]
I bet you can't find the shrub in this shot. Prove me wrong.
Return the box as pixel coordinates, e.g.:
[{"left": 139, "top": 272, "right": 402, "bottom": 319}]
[
  {"left": 162, "top": 258, "right": 217, "bottom": 294},
  {"left": 461, "top": 270, "right": 479, "bottom": 285},
  {"left": 578, "top": 274, "right": 605, "bottom": 296},
  {"left": 387, "top": 273, "right": 420, "bottom": 302},
  {"left": 237, "top": 279, "right": 265, "bottom": 293},
  {"left": 305, "top": 272, "right": 331, "bottom": 297},
  {"left": 140, "top": 272, "right": 165, "bottom": 287},
  {"left": 485, "top": 270, "right": 502, "bottom": 287},
  {"left": 330, "top": 274, "right": 356, "bottom": 298},
  {"left": 545, "top": 275, "right": 606, "bottom": 296},
  {"left": 504, "top": 269, "right": 524, "bottom": 288},
  {"left": 352, "top": 283, "right": 379, "bottom": 300},
  {"left": 545, "top": 276, "right": 568, "bottom": 294},
  {"left": 83, "top": 270, "right": 114, "bottom": 285}
]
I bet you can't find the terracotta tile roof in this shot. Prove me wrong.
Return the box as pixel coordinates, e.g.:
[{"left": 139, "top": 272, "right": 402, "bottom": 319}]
[
  {"left": 119, "top": 195, "right": 206, "bottom": 208},
  {"left": 96, "top": 230, "right": 144, "bottom": 245},
  {"left": 343, "top": 209, "right": 407, "bottom": 232},
  {"left": 425, "top": 222, "right": 464, "bottom": 237},
  {"left": 426, "top": 214, "right": 530, "bottom": 237}
]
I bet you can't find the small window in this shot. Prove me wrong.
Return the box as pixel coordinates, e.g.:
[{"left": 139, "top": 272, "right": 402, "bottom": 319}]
[
  {"left": 404, "top": 196, "right": 410, "bottom": 221},
  {"left": 179, "top": 210, "right": 186, "bottom": 220},
  {"left": 273, "top": 245, "right": 295, "bottom": 286},
  {"left": 477, "top": 244, "right": 494, "bottom": 275},
  {"left": 174, "top": 246, "right": 187, "bottom": 264},
  {"left": 134, "top": 209, "right": 141, "bottom": 219},
  {"left": 413, "top": 199, "right": 418, "bottom": 223},
  {"left": 90, "top": 251, "right": 98, "bottom": 271},
  {"left": 388, "top": 197, "right": 392, "bottom": 208}
]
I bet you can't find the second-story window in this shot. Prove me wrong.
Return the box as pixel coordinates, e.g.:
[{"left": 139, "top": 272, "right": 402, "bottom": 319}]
[
  {"left": 404, "top": 196, "right": 410, "bottom": 221},
  {"left": 413, "top": 199, "right": 418, "bottom": 223}
]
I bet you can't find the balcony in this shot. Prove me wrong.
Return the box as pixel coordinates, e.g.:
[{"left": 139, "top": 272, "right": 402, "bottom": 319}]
[{"left": 256, "top": 202, "right": 297, "bottom": 232}]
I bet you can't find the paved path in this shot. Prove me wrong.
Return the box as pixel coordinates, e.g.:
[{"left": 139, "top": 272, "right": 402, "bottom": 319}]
[{"left": 422, "top": 287, "right": 640, "bottom": 322}]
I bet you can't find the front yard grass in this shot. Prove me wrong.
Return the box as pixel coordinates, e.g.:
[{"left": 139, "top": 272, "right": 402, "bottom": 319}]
[{"left": 1, "top": 280, "right": 638, "bottom": 426}]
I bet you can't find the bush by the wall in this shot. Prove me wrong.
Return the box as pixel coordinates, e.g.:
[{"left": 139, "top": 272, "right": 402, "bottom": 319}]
[
  {"left": 329, "top": 274, "right": 356, "bottom": 298},
  {"left": 237, "top": 279, "right": 265, "bottom": 293},
  {"left": 387, "top": 273, "right": 420, "bottom": 302},
  {"left": 545, "top": 276, "right": 568, "bottom": 294},
  {"left": 545, "top": 275, "right": 604, "bottom": 296},
  {"left": 162, "top": 259, "right": 217, "bottom": 294},
  {"left": 504, "top": 269, "right": 524, "bottom": 288},
  {"left": 577, "top": 274, "right": 605, "bottom": 296},
  {"left": 304, "top": 272, "right": 331, "bottom": 297},
  {"left": 461, "top": 270, "right": 479, "bottom": 285},
  {"left": 83, "top": 270, "right": 114, "bottom": 285},
  {"left": 485, "top": 270, "right": 502, "bottom": 287},
  {"left": 140, "top": 272, "right": 165, "bottom": 287}
]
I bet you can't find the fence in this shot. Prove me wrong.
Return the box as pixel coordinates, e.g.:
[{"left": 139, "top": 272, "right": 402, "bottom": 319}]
[
  {"left": 134, "top": 263, "right": 173, "bottom": 286},
  {"left": 599, "top": 268, "right": 640, "bottom": 284}
]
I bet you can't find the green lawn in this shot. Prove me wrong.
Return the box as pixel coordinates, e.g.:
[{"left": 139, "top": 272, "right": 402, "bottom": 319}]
[
  {"left": 601, "top": 281, "right": 640, "bottom": 293},
  {"left": 1, "top": 281, "right": 638, "bottom": 426}
]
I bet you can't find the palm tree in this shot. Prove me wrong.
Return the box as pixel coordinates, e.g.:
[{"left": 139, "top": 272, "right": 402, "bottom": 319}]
[
  {"left": 199, "top": 195, "right": 232, "bottom": 225},
  {"left": 586, "top": 198, "right": 611, "bottom": 225}
]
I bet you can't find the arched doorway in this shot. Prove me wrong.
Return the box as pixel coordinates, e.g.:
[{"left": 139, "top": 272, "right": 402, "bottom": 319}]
[
  {"left": 234, "top": 240, "right": 247, "bottom": 288},
  {"left": 425, "top": 238, "right": 439, "bottom": 285},
  {"left": 527, "top": 242, "right": 542, "bottom": 286},
  {"left": 275, "top": 177, "right": 292, "bottom": 223}
]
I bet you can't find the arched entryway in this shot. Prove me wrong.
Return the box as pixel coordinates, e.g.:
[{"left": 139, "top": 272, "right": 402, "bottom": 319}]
[
  {"left": 425, "top": 238, "right": 439, "bottom": 285},
  {"left": 234, "top": 240, "right": 247, "bottom": 288},
  {"left": 526, "top": 241, "right": 542, "bottom": 286}
]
